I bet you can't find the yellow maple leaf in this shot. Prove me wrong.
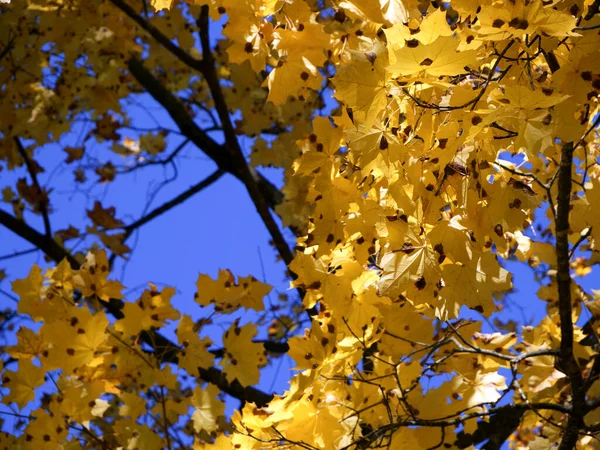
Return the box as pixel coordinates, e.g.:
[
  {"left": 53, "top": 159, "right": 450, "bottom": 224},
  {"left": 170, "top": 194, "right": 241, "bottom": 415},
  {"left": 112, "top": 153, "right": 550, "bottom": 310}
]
[
  {"left": 75, "top": 250, "right": 124, "bottom": 301},
  {"left": 388, "top": 36, "right": 479, "bottom": 77},
  {"left": 220, "top": 321, "right": 266, "bottom": 386},
  {"left": 176, "top": 314, "right": 214, "bottom": 373},
  {"left": 115, "top": 284, "right": 180, "bottom": 337},
  {"left": 12, "top": 265, "right": 44, "bottom": 321},
  {"left": 191, "top": 384, "right": 225, "bottom": 433},
  {"left": 378, "top": 235, "right": 442, "bottom": 303},
  {"left": 333, "top": 40, "right": 389, "bottom": 128},
  {"left": 440, "top": 252, "right": 512, "bottom": 319},
  {"left": 195, "top": 269, "right": 271, "bottom": 312},
  {"left": 40, "top": 307, "right": 110, "bottom": 373},
  {"left": 2, "top": 359, "right": 45, "bottom": 408},
  {"left": 265, "top": 55, "right": 322, "bottom": 105},
  {"left": 6, "top": 327, "right": 44, "bottom": 360}
]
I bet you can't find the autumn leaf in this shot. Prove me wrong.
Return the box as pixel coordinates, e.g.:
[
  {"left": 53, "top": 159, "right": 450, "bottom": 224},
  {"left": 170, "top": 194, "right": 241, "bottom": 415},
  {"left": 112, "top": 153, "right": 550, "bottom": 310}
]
[{"left": 220, "top": 321, "right": 266, "bottom": 386}]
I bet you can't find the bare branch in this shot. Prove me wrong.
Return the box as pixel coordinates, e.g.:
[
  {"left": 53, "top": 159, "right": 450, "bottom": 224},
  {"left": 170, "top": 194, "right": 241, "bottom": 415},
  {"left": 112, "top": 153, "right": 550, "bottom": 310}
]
[
  {"left": 556, "top": 142, "right": 586, "bottom": 450},
  {"left": 0, "top": 247, "right": 39, "bottom": 261},
  {"left": 196, "top": 5, "right": 294, "bottom": 266},
  {"left": 14, "top": 138, "right": 52, "bottom": 237},
  {"left": 109, "top": 0, "right": 204, "bottom": 72}
]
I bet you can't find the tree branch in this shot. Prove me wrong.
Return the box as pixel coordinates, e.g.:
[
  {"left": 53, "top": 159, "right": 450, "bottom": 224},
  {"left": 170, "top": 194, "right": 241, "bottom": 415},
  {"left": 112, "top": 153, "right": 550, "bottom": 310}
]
[
  {"left": 108, "top": 168, "right": 225, "bottom": 267},
  {"left": 14, "top": 137, "right": 52, "bottom": 237},
  {"left": 123, "top": 169, "right": 224, "bottom": 234},
  {"left": 126, "top": 57, "right": 283, "bottom": 208},
  {"left": 556, "top": 141, "right": 586, "bottom": 450},
  {"left": 195, "top": 5, "right": 294, "bottom": 266},
  {"left": 109, "top": 0, "right": 204, "bottom": 72},
  {"left": 0, "top": 247, "right": 39, "bottom": 261},
  {"left": 0, "top": 209, "right": 77, "bottom": 266}
]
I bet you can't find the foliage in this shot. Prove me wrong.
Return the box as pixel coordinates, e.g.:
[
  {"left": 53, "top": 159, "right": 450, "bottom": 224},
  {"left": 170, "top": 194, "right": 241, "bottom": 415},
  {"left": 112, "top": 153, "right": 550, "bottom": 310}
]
[{"left": 1, "top": 0, "right": 600, "bottom": 449}]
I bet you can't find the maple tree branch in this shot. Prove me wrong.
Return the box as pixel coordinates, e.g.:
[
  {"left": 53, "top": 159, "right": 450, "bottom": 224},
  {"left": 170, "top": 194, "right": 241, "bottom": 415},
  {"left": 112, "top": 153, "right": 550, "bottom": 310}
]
[
  {"left": 111, "top": 1, "right": 293, "bottom": 267},
  {"left": 126, "top": 57, "right": 283, "bottom": 209},
  {"left": 402, "top": 39, "right": 514, "bottom": 113},
  {"left": 543, "top": 49, "right": 561, "bottom": 73},
  {"left": 209, "top": 340, "right": 289, "bottom": 358},
  {"left": 344, "top": 401, "right": 572, "bottom": 450},
  {"left": 0, "top": 209, "right": 77, "bottom": 267},
  {"left": 14, "top": 137, "right": 52, "bottom": 237},
  {"left": 109, "top": 0, "right": 204, "bottom": 72},
  {"left": 0, "top": 247, "right": 39, "bottom": 261},
  {"left": 123, "top": 169, "right": 225, "bottom": 234},
  {"left": 556, "top": 141, "right": 587, "bottom": 450},
  {"left": 196, "top": 5, "right": 294, "bottom": 267},
  {"left": 0, "top": 34, "right": 15, "bottom": 64},
  {"left": 584, "top": 0, "right": 600, "bottom": 20},
  {"left": 108, "top": 168, "right": 225, "bottom": 267}
]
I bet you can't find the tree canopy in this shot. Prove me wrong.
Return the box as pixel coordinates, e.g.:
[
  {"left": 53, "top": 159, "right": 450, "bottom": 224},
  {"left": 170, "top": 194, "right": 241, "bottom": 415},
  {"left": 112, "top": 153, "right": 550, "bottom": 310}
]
[{"left": 1, "top": 0, "right": 600, "bottom": 448}]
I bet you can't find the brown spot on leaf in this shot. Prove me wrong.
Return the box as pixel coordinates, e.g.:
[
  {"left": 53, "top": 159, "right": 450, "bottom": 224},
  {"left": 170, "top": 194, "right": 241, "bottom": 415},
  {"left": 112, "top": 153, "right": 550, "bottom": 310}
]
[
  {"left": 308, "top": 280, "right": 322, "bottom": 289},
  {"left": 414, "top": 277, "right": 426, "bottom": 290},
  {"left": 364, "top": 51, "right": 377, "bottom": 64},
  {"left": 542, "top": 114, "right": 552, "bottom": 126},
  {"left": 420, "top": 58, "right": 433, "bottom": 67},
  {"left": 401, "top": 242, "right": 415, "bottom": 254},
  {"left": 379, "top": 135, "right": 389, "bottom": 150},
  {"left": 508, "top": 178, "right": 536, "bottom": 196}
]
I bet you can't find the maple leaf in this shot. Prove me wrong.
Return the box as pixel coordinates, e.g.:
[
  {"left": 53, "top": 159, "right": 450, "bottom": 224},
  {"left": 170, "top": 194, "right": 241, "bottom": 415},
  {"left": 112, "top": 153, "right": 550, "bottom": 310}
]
[
  {"left": 378, "top": 234, "right": 442, "bottom": 303},
  {"left": 195, "top": 269, "right": 271, "bottom": 312},
  {"left": 6, "top": 327, "right": 45, "bottom": 360},
  {"left": 220, "top": 320, "right": 266, "bottom": 386},
  {"left": 191, "top": 384, "right": 225, "bottom": 433},
  {"left": 115, "top": 284, "right": 180, "bottom": 337},
  {"left": 2, "top": 359, "right": 45, "bottom": 408},
  {"left": 12, "top": 265, "right": 44, "bottom": 321},
  {"left": 454, "top": 371, "right": 507, "bottom": 408},
  {"left": 40, "top": 307, "right": 110, "bottom": 373},
  {"left": 265, "top": 55, "right": 322, "bottom": 105},
  {"left": 440, "top": 252, "right": 512, "bottom": 319},
  {"left": 75, "top": 250, "right": 124, "bottom": 301},
  {"left": 388, "top": 36, "right": 479, "bottom": 77},
  {"left": 333, "top": 41, "right": 389, "bottom": 128},
  {"left": 87, "top": 201, "right": 124, "bottom": 229},
  {"left": 175, "top": 314, "right": 214, "bottom": 373}
]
